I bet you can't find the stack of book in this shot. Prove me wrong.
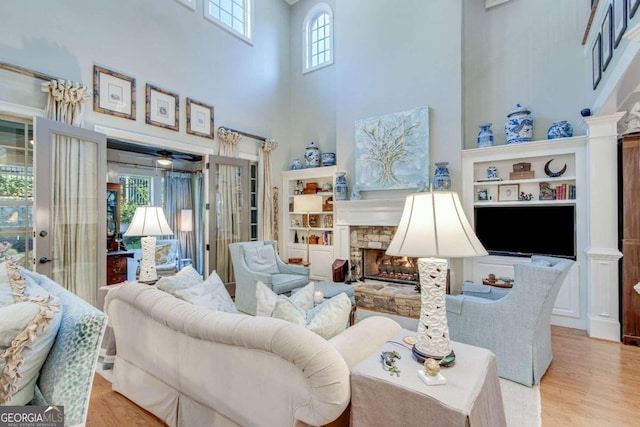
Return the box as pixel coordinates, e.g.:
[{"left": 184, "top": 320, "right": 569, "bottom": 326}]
[{"left": 554, "top": 183, "right": 576, "bottom": 200}]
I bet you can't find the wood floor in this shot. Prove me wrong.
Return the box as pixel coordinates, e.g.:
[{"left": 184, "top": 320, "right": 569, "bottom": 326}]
[{"left": 86, "top": 326, "right": 640, "bottom": 427}]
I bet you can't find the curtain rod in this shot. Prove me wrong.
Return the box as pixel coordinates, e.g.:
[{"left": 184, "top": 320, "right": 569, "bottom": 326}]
[
  {"left": 218, "top": 126, "right": 268, "bottom": 142},
  {"left": 0, "top": 61, "right": 62, "bottom": 82}
]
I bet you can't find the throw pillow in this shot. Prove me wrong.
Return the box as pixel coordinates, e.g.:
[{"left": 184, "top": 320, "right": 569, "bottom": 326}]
[
  {"left": 0, "top": 258, "right": 63, "bottom": 405},
  {"left": 255, "top": 281, "right": 314, "bottom": 317},
  {"left": 174, "top": 270, "right": 238, "bottom": 313},
  {"left": 156, "top": 265, "right": 203, "bottom": 296},
  {"left": 244, "top": 244, "right": 279, "bottom": 274},
  {"left": 271, "top": 292, "right": 352, "bottom": 340},
  {"left": 155, "top": 243, "right": 173, "bottom": 265}
]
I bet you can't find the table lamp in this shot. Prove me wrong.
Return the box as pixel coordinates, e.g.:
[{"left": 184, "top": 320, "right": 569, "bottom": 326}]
[
  {"left": 386, "top": 191, "right": 487, "bottom": 363},
  {"left": 293, "top": 195, "right": 323, "bottom": 266},
  {"left": 124, "top": 206, "right": 173, "bottom": 283}
]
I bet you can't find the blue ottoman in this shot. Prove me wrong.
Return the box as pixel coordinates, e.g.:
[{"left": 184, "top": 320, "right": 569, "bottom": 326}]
[{"left": 315, "top": 281, "right": 355, "bottom": 304}]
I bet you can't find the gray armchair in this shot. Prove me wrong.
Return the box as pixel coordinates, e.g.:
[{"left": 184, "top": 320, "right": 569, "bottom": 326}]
[
  {"left": 445, "top": 255, "right": 574, "bottom": 386},
  {"left": 229, "top": 240, "right": 310, "bottom": 315}
]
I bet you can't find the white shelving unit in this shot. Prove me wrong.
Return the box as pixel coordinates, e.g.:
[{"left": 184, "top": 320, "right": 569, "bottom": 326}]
[
  {"left": 281, "top": 166, "right": 337, "bottom": 281},
  {"left": 461, "top": 136, "right": 588, "bottom": 329}
]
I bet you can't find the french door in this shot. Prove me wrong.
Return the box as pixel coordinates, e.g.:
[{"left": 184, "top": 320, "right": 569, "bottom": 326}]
[
  {"left": 208, "top": 155, "right": 250, "bottom": 296},
  {"left": 34, "top": 117, "right": 106, "bottom": 306}
]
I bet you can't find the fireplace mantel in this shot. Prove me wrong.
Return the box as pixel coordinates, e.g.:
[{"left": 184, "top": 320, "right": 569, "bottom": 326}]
[
  {"left": 333, "top": 198, "right": 405, "bottom": 263},
  {"left": 333, "top": 199, "right": 405, "bottom": 227}
]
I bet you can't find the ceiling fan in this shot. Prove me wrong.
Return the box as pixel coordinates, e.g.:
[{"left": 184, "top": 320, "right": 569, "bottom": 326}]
[{"left": 154, "top": 150, "right": 195, "bottom": 165}]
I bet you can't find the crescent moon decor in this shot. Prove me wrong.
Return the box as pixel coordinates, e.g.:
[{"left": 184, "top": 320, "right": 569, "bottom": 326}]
[{"left": 544, "top": 159, "right": 567, "bottom": 178}]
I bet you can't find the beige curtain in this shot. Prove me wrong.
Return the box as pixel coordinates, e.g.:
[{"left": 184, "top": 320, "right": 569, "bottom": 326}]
[
  {"left": 259, "top": 139, "right": 278, "bottom": 240},
  {"left": 41, "top": 80, "right": 95, "bottom": 303},
  {"left": 216, "top": 128, "right": 242, "bottom": 283}
]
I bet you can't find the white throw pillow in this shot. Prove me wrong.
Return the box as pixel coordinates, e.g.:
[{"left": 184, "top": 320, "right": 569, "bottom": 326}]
[
  {"left": 271, "top": 292, "right": 352, "bottom": 340},
  {"left": 244, "top": 245, "right": 279, "bottom": 274},
  {"left": 306, "top": 293, "right": 352, "bottom": 339},
  {"left": 156, "top": 265, "right": 203, "bottom": 296},
  {"left": 255, "top": 281, "right": 314, "bottom": 317},
  {"left": 174, "top": 270, "right": 238, "bottom": 313}
]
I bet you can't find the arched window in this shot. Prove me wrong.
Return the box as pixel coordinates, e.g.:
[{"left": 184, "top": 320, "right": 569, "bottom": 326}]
[
  {"left": 303, "top": 3, "right": 333, "bottom": 73},
  {"left": 205, "top": 0, "right": 252, "bottom": 43}
]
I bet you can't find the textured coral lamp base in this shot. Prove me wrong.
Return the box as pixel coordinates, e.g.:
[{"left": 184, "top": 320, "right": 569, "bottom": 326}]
[
  {"left": 414, "top": 258, "right": 454, "bottom": 362},
  {"left": 138, "top": 236, "right": 158, "bottom": 283}
]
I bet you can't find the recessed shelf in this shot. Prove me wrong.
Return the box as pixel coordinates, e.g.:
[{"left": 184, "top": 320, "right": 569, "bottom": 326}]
[
  {"left": 473, "top": 200, "right": 576, "bottom": 207},
  {"left": 473, "top": 175, "right": 576, "bottom": 186}
]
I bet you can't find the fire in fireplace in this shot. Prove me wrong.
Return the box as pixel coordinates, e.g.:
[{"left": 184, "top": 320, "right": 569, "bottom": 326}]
[{"left": 361, "top": 248, "right": 419, "bottom": 286}]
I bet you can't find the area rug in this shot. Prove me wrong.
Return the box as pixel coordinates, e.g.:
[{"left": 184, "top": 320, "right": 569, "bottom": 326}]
[{"left": 500, "top": 378, "right": 541, "bottom": 427}]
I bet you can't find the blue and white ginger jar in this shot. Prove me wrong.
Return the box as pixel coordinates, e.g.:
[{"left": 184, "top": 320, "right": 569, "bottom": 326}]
[
  {"left": 433, "top": 162, "right": 451, "bottom": 191},
  {"left": 505, "top": 104, "right": 533, "bottom": 144},
  {"left": 304, "top": 141, "right": 320, "bottom": 168},
  {"left": 321, "top": 152, "right": 336, "bottom": 166},
  {"left": 477, "top": 123, "right": 494, "bottom": 148},
  {"left": 291, "top": 158, "right": 302, "bottom": 170},
  {"left": 335, "top": 172, "right": 348, "bottom": 201},
  {"left": 547, "top": 121, "right": 573, "bottom": 139}
]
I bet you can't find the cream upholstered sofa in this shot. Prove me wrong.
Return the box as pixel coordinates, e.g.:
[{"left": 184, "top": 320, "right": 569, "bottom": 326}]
[{"left": 105, "top": 282, "right": 401, "bottom": 427}]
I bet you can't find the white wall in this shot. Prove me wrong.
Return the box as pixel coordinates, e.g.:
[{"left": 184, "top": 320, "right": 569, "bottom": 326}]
[
  {"left": 464, "top": 0, "right": 589, "bottom": 149},
  {"left": 288, "top": 0, "right": 337, "bottom": 169},
  {"left": 0, "top": 0, "right": 292, "bottom": 162},
  {"left": 335, "top": 0, "right": 464, "bottom": 194}
]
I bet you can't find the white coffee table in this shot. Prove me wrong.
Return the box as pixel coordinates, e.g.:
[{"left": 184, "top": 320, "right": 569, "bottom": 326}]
[{"left": 350, "top": 329, "right": 506, "bottom": 427}]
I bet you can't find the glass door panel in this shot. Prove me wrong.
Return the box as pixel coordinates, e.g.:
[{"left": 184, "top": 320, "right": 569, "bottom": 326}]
[
  {"left": 0, "top": 117, "right": 34, "bottom": 267},
  {"left": 34, "top": 117, "right": 106, "bottom": 306}
]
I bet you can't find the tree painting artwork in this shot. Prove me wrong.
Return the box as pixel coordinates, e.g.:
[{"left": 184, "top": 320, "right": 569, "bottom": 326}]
[{"left": 355, "top": 106, "right": 430, "bottom": 191}]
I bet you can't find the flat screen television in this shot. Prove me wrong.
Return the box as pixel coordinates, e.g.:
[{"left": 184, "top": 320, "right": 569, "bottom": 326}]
[{"left": 474, "top": 205, "right": 576, "bottom": 259}]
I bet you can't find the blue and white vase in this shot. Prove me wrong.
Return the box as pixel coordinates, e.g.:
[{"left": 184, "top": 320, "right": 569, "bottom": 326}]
[
  {"left": 547, "top": 121, "right": 573, "bottom": 139},
  {"left": 291, "top": 158, "right": 302, "bottom": 170},
  {"left": 304, "top": 141, "right": 320, "bottom": 168},
  {"left": 335, "top": 172, "right": 348, "bottom": 201},
  {"left": 321, "top": 152, "right": 336, "bottom": 166},
  {"left": 433, "top": 162, "right": 451, "bottom": 191},
  {"left": 505, "top": 104, "right": 533, "bottom": 144},
  {"left": 477, "top": 123, "right": 494, "bottom": 148}
]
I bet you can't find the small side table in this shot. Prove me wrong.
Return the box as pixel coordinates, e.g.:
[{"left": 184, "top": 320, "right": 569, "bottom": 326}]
[{"left": 350, "top": 329, "right": 506, "bottom": 427}]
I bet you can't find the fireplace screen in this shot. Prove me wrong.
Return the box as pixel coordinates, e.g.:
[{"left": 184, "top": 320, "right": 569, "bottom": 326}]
[{"left": 361, "top": 248, "right": 419, "bottom": 285}]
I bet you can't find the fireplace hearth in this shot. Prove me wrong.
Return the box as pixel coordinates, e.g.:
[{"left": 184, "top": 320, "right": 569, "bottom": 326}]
[{"left": 361, "top": 248, "right": 419, "bottom": 286}]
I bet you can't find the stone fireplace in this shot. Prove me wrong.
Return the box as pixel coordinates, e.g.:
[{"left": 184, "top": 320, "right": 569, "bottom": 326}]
[
  {"left": 333, "top": 199, "right": 417, "bottom": 283},
  {"left": 333, "top": 198, "right": 422, "bottom": 318}
]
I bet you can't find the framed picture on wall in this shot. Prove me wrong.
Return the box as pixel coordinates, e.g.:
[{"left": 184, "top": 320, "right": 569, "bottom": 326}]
[
  {"left": 186, "top": 98, "right": 214, "bottom": 139},
  {"left": 145, "top": 84, "right": 179, "bottom": 131},
  {"left": 614, "top": 0, "right": 628, "bottom": 48},
  {"left": 602, "top": 4, "right": 613, "bottom": 71},
  {"left": 631, "top": 0, "right": 640, "bottom": 19},
  {"left": 592, "top": 32, "right": 602, "bottom": 90},
  {"left": 93, "top": 65, "right": 136, "bottom": 120}
]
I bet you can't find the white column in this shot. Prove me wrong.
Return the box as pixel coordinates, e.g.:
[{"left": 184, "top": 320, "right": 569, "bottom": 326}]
[{"left": 584, "top": 114, "right": 625, "bottom": 341}]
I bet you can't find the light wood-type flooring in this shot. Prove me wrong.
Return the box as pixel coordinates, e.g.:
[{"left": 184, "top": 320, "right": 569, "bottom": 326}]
[{"left": 86, "top": 326, "right": 640, "bottom": 427}]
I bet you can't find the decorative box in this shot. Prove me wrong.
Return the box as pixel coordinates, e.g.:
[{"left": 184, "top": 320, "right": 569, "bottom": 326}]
[
  {"left": 509, "top": 171, "right": 535, "bottom": 180},
  {"left": 512, "top": 162, "right": 531, "bottom": 172}
]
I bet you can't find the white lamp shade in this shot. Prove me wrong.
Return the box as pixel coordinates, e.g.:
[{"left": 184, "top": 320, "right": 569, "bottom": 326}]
[
  {"left": 180, "top": 209, "right": 193, "bottom": 232},
  {"left": 293, "top": 195, "right": 323, "bottom": 213},
  {"left": 124, "top": 206, "right": 173, "bottom": 237},
  {"left": 386, "top": 191, "right": 487, "bottom": 258}
]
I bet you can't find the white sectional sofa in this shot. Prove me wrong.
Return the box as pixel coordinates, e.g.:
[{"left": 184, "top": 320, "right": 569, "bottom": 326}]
[{"left": 105, "top": 282, "right": 401, "bottom": 427}]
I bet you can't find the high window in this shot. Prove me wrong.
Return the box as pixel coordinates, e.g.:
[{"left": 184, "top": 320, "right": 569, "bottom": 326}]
[
  {"left": 303, "top": 3, "right": 334, "bottom": 73},
  {"left": 205, "top": 0, "right": 252, "bottom": 43}
]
